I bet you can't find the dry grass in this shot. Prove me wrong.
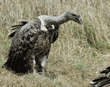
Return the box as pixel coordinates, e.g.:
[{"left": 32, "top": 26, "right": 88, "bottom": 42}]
[{"left": 0, "top": 0, "right": 110, "bottom": 87}]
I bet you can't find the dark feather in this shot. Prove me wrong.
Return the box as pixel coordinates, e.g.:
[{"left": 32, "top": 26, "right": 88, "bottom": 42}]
[
  {"left": 52, "top": 25, "right": 59, "bottom": 43},
  {"left": 100, "top": 66, "right": 110, "bottom": 74},
  {"left": 20, "top": 21, "right": 28, "bottom": 25},
  {"left": 89, "top": 76, "right": 110, "bottom": 87},
  {"left": 8, "top": 31, "right": 16, "bottom": 39}
]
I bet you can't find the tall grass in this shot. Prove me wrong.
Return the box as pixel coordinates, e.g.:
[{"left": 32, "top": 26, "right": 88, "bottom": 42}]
[{"left": 0, "top": 0, "right": 110, "bottom": 87}]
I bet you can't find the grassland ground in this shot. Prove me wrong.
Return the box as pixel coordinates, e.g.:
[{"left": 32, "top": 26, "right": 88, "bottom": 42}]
[{"left": 0, "top": 0, "right": 110, "bottom": 87}]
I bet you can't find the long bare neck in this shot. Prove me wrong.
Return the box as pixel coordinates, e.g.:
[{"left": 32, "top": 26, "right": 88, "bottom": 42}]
[{"left": 44, "top": 12, "right": 69, "bottom": 26}]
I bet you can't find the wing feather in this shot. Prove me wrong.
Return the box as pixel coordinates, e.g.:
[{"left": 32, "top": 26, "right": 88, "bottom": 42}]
[{"left": 8, "top": 21, "right": 28, "bottom": 39}]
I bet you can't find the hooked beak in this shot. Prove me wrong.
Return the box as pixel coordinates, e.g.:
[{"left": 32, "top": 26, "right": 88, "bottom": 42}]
[{"left": 74, "top": 16, "right": 83, "bottom": 24}]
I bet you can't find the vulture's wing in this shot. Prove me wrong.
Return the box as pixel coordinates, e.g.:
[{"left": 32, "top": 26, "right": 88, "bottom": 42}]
[{"left": 2, "top": 18, "right": 41, "bottom": 74}]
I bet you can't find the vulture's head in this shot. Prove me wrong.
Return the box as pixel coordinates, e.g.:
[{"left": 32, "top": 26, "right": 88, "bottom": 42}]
[{"left": 65, "top": 10, "right": 83, "bottom": 24}]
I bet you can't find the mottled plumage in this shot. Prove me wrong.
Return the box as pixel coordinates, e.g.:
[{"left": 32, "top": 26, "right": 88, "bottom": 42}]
[
  {"left": 3, "top": 18, "right": 59, "bottom": 75},
  {"left": 2, "top": 11, "right": 82, "bottom": 75}
]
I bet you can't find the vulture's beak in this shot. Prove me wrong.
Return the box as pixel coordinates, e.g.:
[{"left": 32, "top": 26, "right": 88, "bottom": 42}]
[{"left": 74, "top": 15, "right": 83, "bottom": 24}]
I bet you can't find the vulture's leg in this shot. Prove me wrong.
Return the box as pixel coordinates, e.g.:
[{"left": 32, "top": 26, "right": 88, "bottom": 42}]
[
  {"left": 41, "top": 55, "right": 48, "bottom": 76},
  {"left": 33, "top": 59, "right": 36, "bottom": 74},
  {"left": 32, "top": 55, "right": 36, "bottom": 74},
  {"left": 34, "top": 55, "right": 48, "bottom": 75}
]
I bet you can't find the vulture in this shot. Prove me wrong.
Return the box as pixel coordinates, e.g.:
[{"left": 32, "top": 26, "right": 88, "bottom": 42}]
[
  {"left": 89, "top": 66, "right": 110, "bottom": 87},
  {"left": 2, "top": 11, "right": 83, "bottom": 75}
]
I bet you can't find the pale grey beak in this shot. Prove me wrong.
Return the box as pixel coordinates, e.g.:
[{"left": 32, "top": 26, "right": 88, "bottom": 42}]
[
  {"left": 78, "top": 17, "right": 83, "bottom": 24},
  {"left": 74, "top": 15, "right": 83, "bottom": 24}
]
